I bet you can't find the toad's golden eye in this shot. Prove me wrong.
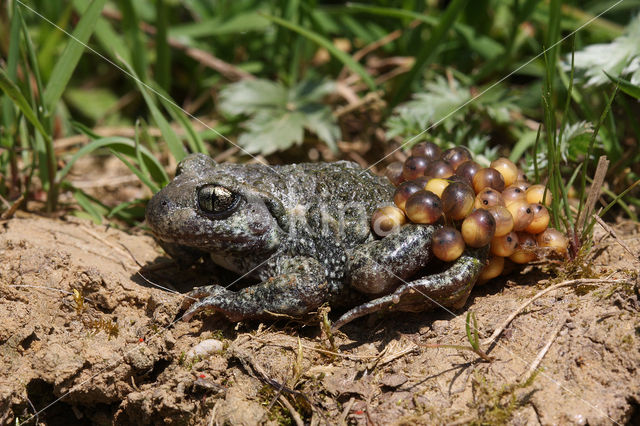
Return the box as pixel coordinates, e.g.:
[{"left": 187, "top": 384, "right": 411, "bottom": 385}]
[{"left": 197, "top": 185, "right": 240, "bottom": 217}]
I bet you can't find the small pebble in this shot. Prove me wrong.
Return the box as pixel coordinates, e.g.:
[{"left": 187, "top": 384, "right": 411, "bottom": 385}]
[{"left": 187, "top": 339, "right": 224, "bottom": 359}]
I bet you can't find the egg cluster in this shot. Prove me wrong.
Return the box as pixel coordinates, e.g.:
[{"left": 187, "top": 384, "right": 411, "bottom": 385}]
[{"left": 372, "top": 142, "right": 569, "bottom": 282}]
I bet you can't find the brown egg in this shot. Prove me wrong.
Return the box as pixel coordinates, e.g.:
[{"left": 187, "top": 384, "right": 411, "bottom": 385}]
[
  {"left": 411, "top": 141, "right": 441, "bottom": 161},
  {"left": 411, "top": 176, "right": 432, "bottom": 189},
  {"left": 506, "top": 200, "right": 534, "bottom": 231},
  {"left": 526, "top": 184, "right": 552, "bottom": 206},
  {"left": 385, "top": 161, "right": 404, "bottom": 186},
  {"left": 509, "top": 232, "right": 537, "bottom": 263},
  {"left": 478, "top": 255, "right": 505, "bottom": 284},
  {"left": 424, "top": 178, "right": 450, "bottom": 198},
  {"left": 525, "top": 204, "right": 550, "bottom": 234},
  {"left": 461, "top": 209, "right": 496, "bottom": 248},
  {"left": 502, "top": 185, "right": 527, "bottom": 205},
  {"left": 536, "top": 228, "right": 569, "bottom": 256},
  {"left": 371, "top": 206, "right": 407, "bottom": 237},
  {"left": 441, "top": 182, "right": 475, "bottom": 220},
  {"left": 432, "top": 226, "right": 465, "bottom": 262},
  {"left": 425, "top": 160, "right": 454, "bottom": 179},
  {"left": 516, "top": 169, "right": 528, "bottom": 183},
  {"left": 455, "top": 160, "right": 482, "bottom": 185},
  {"left": 447, "top": 174, "right": 472, "bottom": 186},
  {"left": 490, "top": 231, "right": 519, "bottom": 257},
  {"left": 473, "top": 167, "right": 506, "bottom": 193},
  {"left": 442, "top": 146, "right": 472, "bottom": 170},
  {"left": 490, "top": 158, "right": 519, "bottom": 187},
  {"left": 487, "top": 205, "right": 514, "bottom": 237},
  {"left": 405, "top": 190, "right": 443, "bottom": 224},
  {"left": 475, "top": 188, "right": 506, "bottom": 210},
  {"left": 402, "top": 156, "right": 429, "bottom": 181},
  {"left": 394, "top": 181, "right": 423, "bottom": 211},
  {"left": 511, "top": 180, "right": 531, "bottom": 192}
]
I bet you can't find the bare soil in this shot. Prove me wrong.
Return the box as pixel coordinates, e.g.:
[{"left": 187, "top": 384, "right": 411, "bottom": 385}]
[{"left": 1, "top": 212, "right": 639, "bottom": 425}]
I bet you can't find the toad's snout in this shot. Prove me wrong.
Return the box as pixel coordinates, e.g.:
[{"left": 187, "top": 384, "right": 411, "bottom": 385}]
[{"left": 145, "top": 190, "right": 179, "bottom": 237}]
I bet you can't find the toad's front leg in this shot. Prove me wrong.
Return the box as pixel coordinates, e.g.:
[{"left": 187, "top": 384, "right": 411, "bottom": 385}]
[
  {"left": 336, "top": 223, "right": 487, "bottom": 330},
  {"left": 181, "top": 256, "right": 329, "bottom": 322}
]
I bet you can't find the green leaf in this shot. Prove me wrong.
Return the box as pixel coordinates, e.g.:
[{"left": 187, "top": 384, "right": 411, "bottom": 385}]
[
  {"left": 563, "top": 15, "right": 640, "bottom": 87},
  {"left": 219, "top": 78, "right": 340, "bottom": 155},
  {"left": 0, "top": 67, "right": 51, "bottom": 142},
  {"left": 260, "top": 12, "right": 376, "bottom": 91},
  {"left": 304, "top": 107, "right": 339, "bottom": 152},
  {"left": 219, "top": 80, "right": 287, "bottom": 116},
  {"left": 239, "top": 110, "right": 306, "bottom": 155},
  {"left": 604, "top": 71, "right": 640, "bottom": 99},
  {"left": 42, "top": 0, "right": 108, "bottom": 113},
  {"left": 291, "top": 79, "right": 336, "bottom": 103},
  {"left": 386, "top": 76, "right": 471, "bottom": 136}
]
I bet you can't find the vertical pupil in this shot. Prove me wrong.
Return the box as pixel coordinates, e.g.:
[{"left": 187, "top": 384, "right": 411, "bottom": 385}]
[
  {"left": 199, "top": 185, "right": 236, "bottom": 213},
  {"left": 213, "top": 187, "right": 232, "bottom": 210}
]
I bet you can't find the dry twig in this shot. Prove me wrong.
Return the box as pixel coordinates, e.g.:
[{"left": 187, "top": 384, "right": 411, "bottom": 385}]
[
  {"left": 592, "top": 214, "right": 639, "bottom": 262},
  {"left": 522, "top": 315, "right": 567, "bottom": 384},
  {"left": 576, "top": 156, "right": 609, "bottom": 234},
  {"left": 339, "top": 397, "right": 356, "bottom": 426},
  {"left": 0, "top": 194, "right": 24, "bottom": 220},
  {"left": 278, "top": 395, "right": 304, "bottom": 426},
  {"left": 482, "top": 278, "right": 628, "bottom": 346}
]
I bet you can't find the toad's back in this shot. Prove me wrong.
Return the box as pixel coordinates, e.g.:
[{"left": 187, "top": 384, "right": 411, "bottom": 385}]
[{"left": 219, "top": 160, "right": 395, "bottom": 211}]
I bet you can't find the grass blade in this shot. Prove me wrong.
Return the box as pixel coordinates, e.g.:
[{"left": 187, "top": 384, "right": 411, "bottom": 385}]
[
  {"left": 36, "top": 2, "right": 73, "bottom": 79},
  {"left": 1, "top": 4, "right": 21, "bottom": 140},
  {"left": 260, "top": 12, "right": 377, "bottom": 91},
  {"left": 159, "top": 96, "right": 207, "bottom": 154},
  {"left": 73, "top": 189, "right": 105, "bottom": 224},
  {"left": 110, "top": 149, "right": 160, "bottom": 193},
  {"left": 155, "top": 0, "right": 170, "bottom": 90},
  {"left": 604, "top": 71, "right": 640, "bottom": 100},
  {"left": 0, "top": 68, "right": 51, "bottom": 143},
  {"left": 19, "top": 7, "right": 46, "bottom": 114},
  {"left": 42, "top": 0, "right": 108, "bottom": 113},
  {"left": 345, "top": 3, "right": 503, "bottom": 60},
  {"left": 169, "top": 12, "right": 270, "bottom": 39},
  {"left": 391, "top": 0, "right": 470, "bottom": 107},
  {"left": 56, "top": 136, "right": 168, "bottom": 186},
  {"left": 120, "top": 60, "right": 186, "bottom": 161},
  {"left": 117, "top": 0, "right": 148, "bottom": 81},
  {"left": 544, "top": 0, "right": 562, "bottom": 90}
]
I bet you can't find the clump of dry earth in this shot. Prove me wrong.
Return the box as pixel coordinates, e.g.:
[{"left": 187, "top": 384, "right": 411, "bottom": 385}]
[{"left": 1, "top": 214, "right": 639, "bottom": 425}]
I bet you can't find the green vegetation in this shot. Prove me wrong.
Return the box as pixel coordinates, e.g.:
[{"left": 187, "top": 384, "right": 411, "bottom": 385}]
[
  {"left": 468, "top": 370, "right": 539, "bottom": 425},
  {"left": 1, "top": 0, "right": 639, "bottom": 243}
]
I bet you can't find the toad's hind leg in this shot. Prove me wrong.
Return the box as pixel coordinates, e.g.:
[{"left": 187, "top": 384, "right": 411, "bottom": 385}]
[
  {"left": 181, "top": 257, "right": 329, "bottom": 322},
  {"left": 333, "top": 248, "right": 487, "bottom": 330}
]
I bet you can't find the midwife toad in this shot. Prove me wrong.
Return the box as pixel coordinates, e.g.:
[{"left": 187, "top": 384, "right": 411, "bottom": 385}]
[{"left": 146, "top": 153, "right": 487, "bottom": 329}]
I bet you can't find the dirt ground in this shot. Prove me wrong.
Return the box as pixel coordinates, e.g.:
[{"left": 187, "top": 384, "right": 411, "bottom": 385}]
[{"left": 1, "top": 210, "right": 639, "bottom": 425}]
